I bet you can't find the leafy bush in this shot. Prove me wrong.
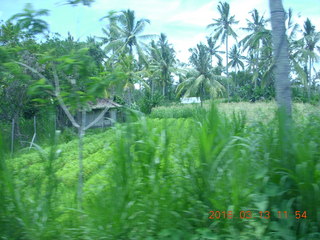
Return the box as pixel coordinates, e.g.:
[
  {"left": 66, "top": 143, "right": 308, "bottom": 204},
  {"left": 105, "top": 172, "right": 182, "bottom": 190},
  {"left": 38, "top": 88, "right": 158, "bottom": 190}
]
[{"left": 137, "top": 91, "right": 164, "bottom": 114}]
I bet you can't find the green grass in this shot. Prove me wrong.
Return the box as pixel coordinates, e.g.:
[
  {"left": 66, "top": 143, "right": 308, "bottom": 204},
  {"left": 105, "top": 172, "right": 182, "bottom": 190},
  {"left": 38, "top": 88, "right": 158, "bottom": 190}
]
[
  {"left": 150, "top": 101, "right": 320, "bottom": 123},
  {"left": 1, "top": 102, "right": 320, "bottom": 239}
]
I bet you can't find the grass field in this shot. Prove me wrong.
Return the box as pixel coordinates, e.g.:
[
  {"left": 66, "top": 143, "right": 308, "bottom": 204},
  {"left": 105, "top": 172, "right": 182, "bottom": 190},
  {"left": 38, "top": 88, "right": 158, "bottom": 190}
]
[{"left": 1, "top": 102, "right": 320, "bottom": 239}]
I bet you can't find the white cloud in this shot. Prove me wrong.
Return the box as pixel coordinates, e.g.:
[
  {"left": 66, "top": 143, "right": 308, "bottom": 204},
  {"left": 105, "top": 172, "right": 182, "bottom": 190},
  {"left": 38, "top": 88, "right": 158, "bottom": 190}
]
[
  {"left": 92, "top": 0, "right": 181, "bottom": 22},
  {"left": 60, "top": 0, "right": 320, "bottom": 64},
  {"left": 168, "top": 1, "right": 216, "bottom": 27},
  {"left": 171, "top": 32, "right": 207, "bottom": 63}
]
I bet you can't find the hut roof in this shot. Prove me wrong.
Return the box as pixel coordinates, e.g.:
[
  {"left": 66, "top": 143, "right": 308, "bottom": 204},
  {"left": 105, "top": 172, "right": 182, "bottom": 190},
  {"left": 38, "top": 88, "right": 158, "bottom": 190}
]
[{"left": 88, "top": 98, "right": 121, "bottom": 110}]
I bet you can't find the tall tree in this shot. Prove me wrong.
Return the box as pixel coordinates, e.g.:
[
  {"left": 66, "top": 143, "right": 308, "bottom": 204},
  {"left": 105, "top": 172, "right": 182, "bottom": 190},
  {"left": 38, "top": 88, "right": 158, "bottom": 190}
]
[
  {"left": 149, "top": 33, "right": 176, "bottom": 97},
  {"left": 177, "top": 43, "right": 225, "bottom": 106},
  {"left": 269, "top": 0, "right": 292, "bottom": 116},
  {"left": 206, "top": 37, "right": 223, "bottom": 66},
  {"left": 302, "top": 18, "right": 320, "bottom": 91},
  {"left": 207, "top": 1, "right": 238, "bottom": 101},
  {"left": 285, "top": 9, "right": 309, "bottom": 96},
  {"left": 107, "top": 9, "right": 153, "bottom": 58},
  {"left": 241, "top": 9, "right": 268, "bottom": 51},
  {"left": 101, "top": 9, "right": 154, "bottom": 104},
  {"left": 228, "top": 44, "right": 245, "bottom": 88},
  {"left": 240, "top": 9, "right": 271, "bottom": 90}
]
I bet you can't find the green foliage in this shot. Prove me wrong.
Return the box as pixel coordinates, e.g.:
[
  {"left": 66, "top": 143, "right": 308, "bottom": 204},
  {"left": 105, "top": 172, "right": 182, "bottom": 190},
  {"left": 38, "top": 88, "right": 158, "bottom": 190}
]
[
  {"left": 150, "top": 103, "right": 201, "bottom": 118},
  {"left": 1, "top": 103, "right": 320, "bottom": 238},
  {"left": 9, "top": 3, "right": 49, "bottom": 36},
  {"left": 137, "top": 90, "right": 163, "bottom": 114},
  {"left": 1, "top": 0, "right": 320, "bottom": 238},
  {"left": 177, "top": 43, "right": 226, "bottom": 103}
]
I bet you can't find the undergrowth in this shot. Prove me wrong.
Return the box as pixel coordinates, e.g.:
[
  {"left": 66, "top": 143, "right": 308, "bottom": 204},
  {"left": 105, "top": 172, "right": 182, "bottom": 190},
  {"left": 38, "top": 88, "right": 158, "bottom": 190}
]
[{"left": 0, "top": 103, "right": 320, "bottom": 239}]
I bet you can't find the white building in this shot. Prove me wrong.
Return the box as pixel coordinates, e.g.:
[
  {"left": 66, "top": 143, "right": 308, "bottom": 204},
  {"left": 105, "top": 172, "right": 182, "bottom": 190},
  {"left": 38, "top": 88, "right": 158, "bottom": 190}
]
[{"left": 180, "top": 97, "right": 201, "bottom": 104}]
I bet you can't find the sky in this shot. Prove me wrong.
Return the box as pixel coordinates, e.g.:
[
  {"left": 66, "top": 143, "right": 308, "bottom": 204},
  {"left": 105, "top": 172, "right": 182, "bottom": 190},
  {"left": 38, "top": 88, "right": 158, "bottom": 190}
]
[{"left": 1, "top": 0, "right": 320, "bottom": 63}]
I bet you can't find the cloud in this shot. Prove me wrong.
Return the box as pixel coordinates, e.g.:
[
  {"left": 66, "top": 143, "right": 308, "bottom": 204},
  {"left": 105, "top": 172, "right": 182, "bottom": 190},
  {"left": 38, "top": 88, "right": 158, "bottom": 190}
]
[
  {"left": 168, "top": 1, "right": 216, "bottom": 28},
  {"left": 71, "top": 0, "right": 320, "bottom": 64},
  {"left": 91, "top": 0, "right": 181, "bottom": 21},
  {"left": 171, "top": 32, "right": 207, "bottom": 63}
]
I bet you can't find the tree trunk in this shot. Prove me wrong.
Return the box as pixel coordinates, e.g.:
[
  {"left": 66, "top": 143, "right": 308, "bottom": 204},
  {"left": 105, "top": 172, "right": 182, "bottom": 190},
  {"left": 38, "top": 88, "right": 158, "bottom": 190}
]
[
  {"left": 162, "top": 82, "right": 165, "bottom": 96},
  {"left": 235, "top": 65, "right": 238, "bottom": 89},
  {"left": 309, "top": 57, "right": 312, "bottom": 100},
  {"left": 77, "top": 110, "right": 86, "bottom": 210},
  {"left": 151, "top": 78, "right": 154, "bottom": 97},
  {"left": 226, "top": 36, "right": 230, "bottom": 102},
  {"left": 11, "top": 118, "right": 15, "bottom": 156},
  {"left": 269, "top": 0, "right": 292, "bottom": 116}
]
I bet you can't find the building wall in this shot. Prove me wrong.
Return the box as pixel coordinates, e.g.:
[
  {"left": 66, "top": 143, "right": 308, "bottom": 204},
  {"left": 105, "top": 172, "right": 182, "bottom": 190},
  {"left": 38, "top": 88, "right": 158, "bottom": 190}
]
[{"left": 85, "top": 109, "right": 115, "bottom": 128}]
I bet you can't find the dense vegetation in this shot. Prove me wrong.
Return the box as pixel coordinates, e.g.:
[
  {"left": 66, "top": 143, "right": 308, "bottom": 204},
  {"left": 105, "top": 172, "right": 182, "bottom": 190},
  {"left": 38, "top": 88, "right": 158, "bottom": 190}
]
[
  {"left": 1, "top": 1, "right": 319, "bottom": 148},
  {"left": 0, "top": 0, "right": 320, "bottom": 239},
  {"left": 1, "top": 103, "right": 320, "bottom": 239}
]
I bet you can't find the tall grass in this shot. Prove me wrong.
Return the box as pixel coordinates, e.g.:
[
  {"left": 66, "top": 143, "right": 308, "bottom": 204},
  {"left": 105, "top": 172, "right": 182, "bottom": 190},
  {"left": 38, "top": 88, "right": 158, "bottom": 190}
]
[{"left": 1, "top": 103, "right": 320, "bottom": 239}]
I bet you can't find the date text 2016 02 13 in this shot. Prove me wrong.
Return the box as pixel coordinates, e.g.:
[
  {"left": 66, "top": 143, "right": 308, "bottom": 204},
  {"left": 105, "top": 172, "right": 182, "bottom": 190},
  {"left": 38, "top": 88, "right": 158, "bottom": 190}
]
[{"left": 208, "top": 210, "right": 307, "bottom": 219}]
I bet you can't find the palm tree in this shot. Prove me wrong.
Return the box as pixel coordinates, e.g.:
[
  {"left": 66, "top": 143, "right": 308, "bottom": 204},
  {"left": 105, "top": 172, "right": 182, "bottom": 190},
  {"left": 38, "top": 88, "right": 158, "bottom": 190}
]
[
  {"left": 302, "top": 18, "right": 320, "bottom": 90},
  {"left": 285, "top": 9, "right": 309, "bottom": 95},
  {"left": 228, "top": 44, "right": 245, "bottom": 88},
  {"left": 100, "top": 11, "right": 121, "bottom": 55},
  {"left": 241, "top": 9, "right": 268, "bottom": 51},
  {"left": 101, "top": 9, "right": 154, "bottom": 104},
  {"left": 107, "top": 9, "right": 154, "bottom": 58},
  {"left": 240, "top": 9, "right": 271, "bottom": 89},
  {"left": 148, "top": 33, "right": 176, "bottom": 97},
  {"left": 286, "top": 8, "right": 299, "bottom": 40},
  {"left": 206, "top": 37, "right": 223, "bottom": 66},
  {"left": 269, "top": 0, "right": 292, "bottom": 116},
  {"left": 177, "top": 43, "right": 225, "bottom": 106},
  {"left": 9, "top": 3, "right": 49, "bottom": 36},
  {"left": 207, "top": 1, "right": 238, "bottom": 101}
]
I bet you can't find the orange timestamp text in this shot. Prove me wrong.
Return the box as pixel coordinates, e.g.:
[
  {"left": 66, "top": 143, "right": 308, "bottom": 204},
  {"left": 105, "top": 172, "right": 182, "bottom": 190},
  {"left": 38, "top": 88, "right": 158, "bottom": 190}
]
[{"left": 208, "top": 210, "right": 307, "bottom": 220}]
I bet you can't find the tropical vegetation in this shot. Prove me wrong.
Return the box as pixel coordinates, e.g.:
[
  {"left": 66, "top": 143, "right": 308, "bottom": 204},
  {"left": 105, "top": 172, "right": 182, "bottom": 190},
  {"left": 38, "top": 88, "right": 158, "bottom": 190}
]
[{"left": 0, "top": 0, "right": 320, "bottom": 239}]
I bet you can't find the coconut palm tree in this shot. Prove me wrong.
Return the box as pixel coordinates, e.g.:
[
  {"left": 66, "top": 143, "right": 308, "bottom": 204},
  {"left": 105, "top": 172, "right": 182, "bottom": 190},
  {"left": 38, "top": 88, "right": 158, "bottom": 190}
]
[
  {"left": 240, "top": 9, "right": 271, "bottom": 89},
  {"left": 206, "top": 37, "right": 223, "bottom": 66},
  {"left": 177, "top": 43, "right": 225, "bottom": 106},
  {"left": 207, "top": 1, "right": 238, "bottom": 101},
  {"left": 291, "top": 19, "right": 320, "bottom": 99},
  {"left": 148, "top": 33, "right": 176, "bottom": 97},
  {"left": 106, "top": 9, "right": 154, "bottom": 58},
  {"left": 228, "top": 45, "right": 245, "bottom": 72},
  {"left": 302, "top": 18, "right": 320, "bottom": 90},
  {"left": 100, "top": 11, "right": 121, "bottom": 54},
  {"left": 285, "top": 9, "right": 309, "bottom": 94},
  {"left": 228, "top": 44, "right": 245, "bottom": 88},
  {"left": 241, "top": 9, "right": 268, "bottom": 51},
  {"left": 286, "top": 8, "right": 299, "bottom": 40},
  {"left": 101, "top": 9, "right": 154, "bottom": 104}
]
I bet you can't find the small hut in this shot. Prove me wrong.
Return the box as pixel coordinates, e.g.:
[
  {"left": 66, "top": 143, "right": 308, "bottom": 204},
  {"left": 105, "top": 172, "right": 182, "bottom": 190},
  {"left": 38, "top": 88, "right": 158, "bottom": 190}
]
[{"left": 85, "top": 99, "right": 122, "bottom": 128}]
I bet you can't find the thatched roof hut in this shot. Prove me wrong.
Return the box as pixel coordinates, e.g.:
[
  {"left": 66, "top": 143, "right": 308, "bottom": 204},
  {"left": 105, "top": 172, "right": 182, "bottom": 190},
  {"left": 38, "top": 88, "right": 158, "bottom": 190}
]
[{"left": 85, "top": 99, "right": 122, "bottom": 128}]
